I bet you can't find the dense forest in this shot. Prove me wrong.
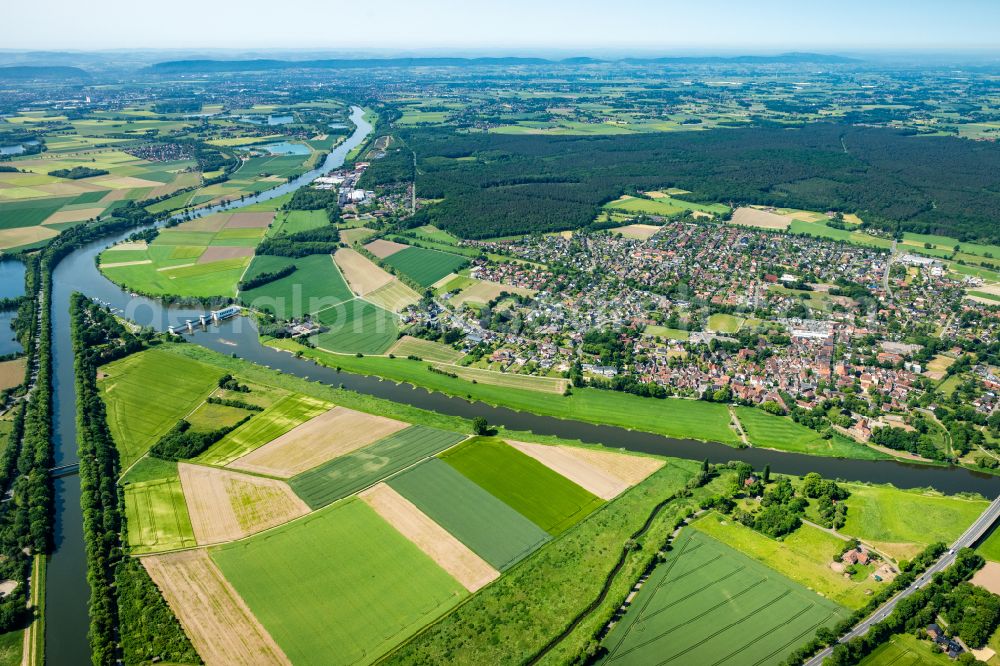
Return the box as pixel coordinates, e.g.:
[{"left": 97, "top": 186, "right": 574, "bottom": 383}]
[{"left": 401, "top": 123, "right": 1000, "bottom": 240}]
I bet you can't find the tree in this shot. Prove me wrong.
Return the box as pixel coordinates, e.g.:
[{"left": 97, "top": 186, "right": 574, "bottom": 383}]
[
  {"left": 762, "top": 464, "right": 771, "bottom": 483},
  {"left": 472, "top": 417, "right": 489, "bottom": 436}
]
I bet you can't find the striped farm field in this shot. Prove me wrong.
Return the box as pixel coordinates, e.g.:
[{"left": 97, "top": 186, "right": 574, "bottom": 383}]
[
  {"left": 312, "top": 299, "right": 398, "bottom": 354},
  {"left": 227, "top": 407, "right": 408, "bottom": 478},
  {"left": 600, "top": 529, "right": 849, "bottom": 666},
  {"left": 211, "top": 498, "right": 467, "bottom": 666},
  {"left": 387, "top": 458, "right": 551, "bottom": 571},
  {"left": 100, "top": 347, "right": 223, "bottom": 467},
  {"left": 381, "top": 246, "right": 470, "bottom": 287},
  {"left": 365, "top": 279, "right": 421, "bottom": 313},
  {"left": 441, "top": 438, "right": 604, "bottom": 535},
  {"left": 438, "top": 364, "right": 568, "bottom": 394},
  {"left": 290, "top": 426, "right": 467, "bottom": 509},
  {"left": 507, "top": 441, "right": 663, "bottom": 500},
  {"left": 196, "top": 394, "right": 332, "bottom": 466},
  {"left": 124, "top": 477, "right": 197, "bottom": 554}
]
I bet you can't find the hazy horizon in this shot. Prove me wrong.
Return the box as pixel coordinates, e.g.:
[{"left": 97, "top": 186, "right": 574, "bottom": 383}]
[{"left": 8, "top": 0, "right": 1000, "bottom": 51}]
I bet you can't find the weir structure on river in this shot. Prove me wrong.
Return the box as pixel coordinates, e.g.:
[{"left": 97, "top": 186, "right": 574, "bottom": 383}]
[{"left": 41, "top": 104, "right": 1000, "bottom": 664}]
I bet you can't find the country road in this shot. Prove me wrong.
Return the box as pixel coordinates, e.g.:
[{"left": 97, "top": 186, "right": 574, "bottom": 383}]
[{"left": 805, "top": 495, "right": 1000, "bottom": 665}]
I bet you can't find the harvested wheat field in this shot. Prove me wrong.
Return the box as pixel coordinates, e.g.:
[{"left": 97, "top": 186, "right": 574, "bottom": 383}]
[
  {"left": 366, "top": 279, "right": 421, "bottom": 312},
  {"left": 197, "top": 246, "right": 255, "bottom": 263},
  {"left": 0, "top": 358, "right": 25, "bottom": 391},
  {"left": 178, "top": 463, "right": 309, "bottom": 544},
  {"left": 364, "top": 238, "right": 409, "bottom": 259},
  {"left": 614, "top": 224, "right": 661, "bottom": 241},
  {"left": 730, "top": 207, "right": 791, "bottom": 230},
  {"left": 142, "top": 549, "right": 291, "bottom": 666},
  {"left": 225, "top": 212, "right": 275, "bottom": 228},
  {"left": 227, "top": 407, "right": 408, "bottom": 477},
  {"left": 43, "top": 207, "right": 105, "bottom": 225},
  {"left": 537, "top": 444, "right": 665, "bottom": 488},
  {"left": 0, "top": 226, "right": 57, "bottom": 251},
  {"left": 334, "top": 247, "right": 394, "bottom": 295},
  {"left": 506, "top": 441, "right": 630, "bottom": 500},
  {"left": 972, "top": 561, "right": 1000, "bottom": 595},
  {"left": 360, "top": 483, "right": 499, "bottom": 592}
]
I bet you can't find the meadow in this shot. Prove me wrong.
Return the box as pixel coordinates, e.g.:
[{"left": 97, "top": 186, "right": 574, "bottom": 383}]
[
  {"left": 100, "top": 348, "right": 223, "bottom": 468},
  {"left": 600, "top": 529, "right": 849, "bottom": 665},
  {"left": 388, "top": 336, "right": 465, "bottom": 363},
  {"left": 441, "top": 438, "right": 604, "bottom": 535},
  {"left": 290, "top": 426, "right": 467, "bottom": 508},
  {"left": 859, "top": 633, "right": 953, "bottom": 666},
  {"left": 603, "top": 194, "right": 730, "bottom": 218},
  {"left": 735, "top": 407, "right": 887, "bottom": 459},
  {"left": 267, "top": 210, "right": 329, "bottom": 237},
  {"left": 381, "top": 246, "right": 470, "bottom": 287},
  {"left": 387, "top": 458, "right": 551, "bottom": 571},
  {"left": 707, "top": 313, "right": 745, "bottom": 333},
  {"left": 211, "top": 498, "right": 467, "bottom": 666}
]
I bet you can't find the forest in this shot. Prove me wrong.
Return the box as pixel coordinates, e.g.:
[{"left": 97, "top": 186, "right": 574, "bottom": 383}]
[{"left": 401, "top": 123, "right": 1000, "bottom": 241}]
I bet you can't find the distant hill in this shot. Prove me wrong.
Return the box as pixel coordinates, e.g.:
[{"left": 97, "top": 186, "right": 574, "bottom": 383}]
[
  {"left": 0, "top": 66, "right": 90, "bottom": 80},
  {"left": 149, "top": 53, "right": 859, "bottom": 74}
]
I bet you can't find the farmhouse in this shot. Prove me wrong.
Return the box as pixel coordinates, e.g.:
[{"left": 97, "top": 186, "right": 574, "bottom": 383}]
[{"left": 841, "top": 547, "right": 870, "bottom": 566}]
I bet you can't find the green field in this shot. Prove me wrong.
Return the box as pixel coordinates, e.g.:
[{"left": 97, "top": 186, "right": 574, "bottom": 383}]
[
  {"left": 239, "top": 254, "right": 353, "bottom": 317},
  {"left": 267, "top": 210, "right": 329, "bottom": 236},
  {"left": 100, "top": 348, "right": 223, "bottom": 467},
  {"left": 0, "top": 628, "right": 22, "bottom": 666},
  {"left": 441, "top": 438, "right": 604, "bottom": 535},
  {"left": 265, "top": 343, "right": 742, "bottom": 445},
  {"left": 386, "top": 460, "right": 710, "bottom": 665},
  {"left": 120, "top": 456, "right": 179, "bottom": 485},
  {"left": 123, "top": 477, "right": 196, "bottom": 554},
  {"left": 860, "top": 633, "right": 953, "bottom": 666},
  {"left": 788, "top": 219, "right": 894, "bottom": 249},
  {"left": 600, "top": 529, "right": 848, "bottom": 666},
  {"left": 978, "top": 525, "right": 1000, "bottom": 563},
  {"left": 840, "top": 484, "right": 987, "bottom": 558},
  {"left": 290, "top": 426, "right": 467, "bottom": 508},
  {"left": 196, "top": 394, "right": 331, "bottom": 466},
  {"left": 707, "top": 313, "right": 744, "bottom": 333},
  {"left": 642, "top": 325, "right": 690, "bottom": 340},
  {"left": 211, "top": 498, "right": 467, "bottom": 666},
  {"left": 387, "top": 458, "right": 551, "bottom": 571},
  {"left": 382, "top": 246, "right": 470, "bottom": 287},
  {"left": 736, "top": 407, "right": 887, "bottom": 459},
  {"left": 389, "top": 336, "right": 465, "bottom": 363},
  {"left": 692, "top": 512, "right": 875, "bottom": 609},
  {"left": 313, "top": 299, "right": 399, "bottom": 354},
  {"left": 603, "top": 194, "right": 730, "bottom": 217},
  {"left": 406, "top": 225, "right": 461, "bottom": 245}
]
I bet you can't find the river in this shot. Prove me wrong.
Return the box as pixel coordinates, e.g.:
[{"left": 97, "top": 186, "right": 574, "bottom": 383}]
[{"left": 43, "top": 105, "right": 999, "bottom": 663}]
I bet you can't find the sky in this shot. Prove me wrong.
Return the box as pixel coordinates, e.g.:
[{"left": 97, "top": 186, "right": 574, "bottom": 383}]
[{"left": 7, "top": 0, "right": 1000, "bottom": 52}]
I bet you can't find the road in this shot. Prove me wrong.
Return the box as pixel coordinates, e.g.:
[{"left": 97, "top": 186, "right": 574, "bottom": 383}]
[{"left": 805, "top": 495, "right": 1000, "bottom": 665}]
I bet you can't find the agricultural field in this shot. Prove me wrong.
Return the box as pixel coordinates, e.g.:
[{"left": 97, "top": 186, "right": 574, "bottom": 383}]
[
  {"left": 123, "top": 477, "right": 197, "bottom": 554},
  {"left": 195, "top": 394, "right": 331, "bottom": 466},
  {"left": 600, "top": 529, "right": 849, "bottom": 665},
  {"left": 729, "top": 206, "right": 792, "bottom": 230},
  {"left": 100, "top": 211, "right": 272, "bottom": 297},
  {"left": 380, "top": 245, "right": 470, "bottom": 287},
  {"left": 290, "top": 426, "right": 467, "bottom": 509},
  {"left": 449, "top": 279, "right": 534, "bottom": 308},
  {"left": 211, "top": 498, "right": 467, "bottom": 666},
  {"left": 333, "top": 247, "right": 394, "bottom": 295},
  {"left": 364, "top": 279, "right": 421, "bottom": 312},
  {"left": 312, "top": 299, "right": 398, "bottom": 354},
  {"left": 227, "top": 406, "right": 408, "bottom": 477},
  {"left": 239, "top": 254, "right": 353, "bottom": 317},
  {"left": 387, "top": 458, "right": 551, "bottom": 571},
  {"left": 388, "top": 335, "right": 465, "bottom": 363},
  {"left": 0, "top": 358, "right": 25, "bottom": 391},
  {"left": 267, "top": 210, "right": 328, "bottom": 236},
  {"left": 440, "top": 438, "right": 605, "bottom": 535},
  {"left": 603, "top": 194, "right": 729, "bottom": 218},
  {"left": 693, "top": 510, "right": 893, "bottom": 609},
  {"left": 736, "top": 407, "right": 887, "bottom": 459},
  {"left": 613, "top": 223, "right": 662, "bottom": 240},
  {"left": 0, "top": 147, "right": 200, "bottom": 251},
  {"left": 100, "top": 347, "right": 223, "bottom": 467},
  {"left": 438, "top": 363, "right": 568, "bottom": 394}
]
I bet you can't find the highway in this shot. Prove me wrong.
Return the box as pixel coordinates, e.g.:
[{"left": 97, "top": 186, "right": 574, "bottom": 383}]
[{"left": 804, "top": 495, "right": 1000, "bottom": 665}]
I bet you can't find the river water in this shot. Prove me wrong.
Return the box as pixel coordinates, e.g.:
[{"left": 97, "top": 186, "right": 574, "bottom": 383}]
[{"left": 43, "top": 105, "right": 999, "bottom": 663}]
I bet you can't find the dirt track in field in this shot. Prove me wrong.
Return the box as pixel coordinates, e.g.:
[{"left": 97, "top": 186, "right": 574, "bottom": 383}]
[
  {"left": 142, "top": 549, "right": 291, "bottom": 666},
  {"left": 334, "top": 247, "right": 395, "bottom": 295},
  {"left": 227, "top": 407, "right": 408, "bottom": 477},
  {"left": 178, "top": 463, "right": 309, "bottom": 544},
  {"left": 360, "top": 483, "right": 499, "bottom": 592}
]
